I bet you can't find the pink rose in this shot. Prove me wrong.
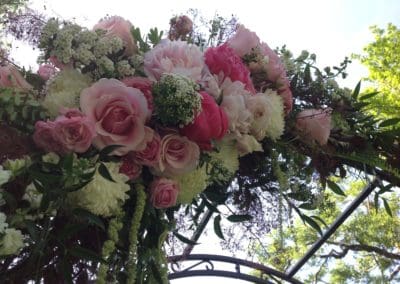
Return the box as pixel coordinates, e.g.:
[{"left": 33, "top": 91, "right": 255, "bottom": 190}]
[
  {"left": 119, "top": 152, "right": 142, "bottom": 180},
  {"left": 80, "top": 78, "right": 149, "bottom": 156},
  {"left": 93, "top": 16, "right": 137, "bottom": 56},
  {"left": 296, "top": 108, "right": 332, "bottom": 145},
  {"left": 53, "top": 109, "right": 96, "bottom": 153},
  {"left": 181, "top": 92, "right": 229, "bottom": 150},
  {"left": 260, "top": 42, "right": 286, "bottom": 82},
  {"left": 149, "top": 177, "right": 179, "bottom": 209},
  {"left": 205, "top": 43, "right": 256, "bottom": 94},
  {"left": 0, "top": 64, "right": 32, "bottom": 90},
  {"left": 277, "top": 84, "right": 293, "bottom": 115},
  {"left": 122, "top": 76, "right": 154, "bottom": 119},
  {"left": 158, "top": 134, "right": 200, "bottom": 176},
  {"left": 134, "top": 128, "right": 161, "bottom": 167},
  {"left": 38, "top": 64, "right": 57, "bottom": 81},
  {"left": 33, "top": 121, "right": 64, "bottom": 153},
  {"left": 227, "top": 24, "right": 261, "bottom": 57}
]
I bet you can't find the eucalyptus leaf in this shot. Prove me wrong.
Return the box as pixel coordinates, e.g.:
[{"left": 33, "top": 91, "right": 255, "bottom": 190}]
[
  {"left": 213, "top": 215, "right": 225, "bottom": 240},
  {"left": 327, "top": 180, "right": 346, "bottom": 196},
  {"left": 173, "top": 231, "right": 199, "bottom": 245},
  {"left": 227, "top": 214, "right": 252, "bottom": 223}
]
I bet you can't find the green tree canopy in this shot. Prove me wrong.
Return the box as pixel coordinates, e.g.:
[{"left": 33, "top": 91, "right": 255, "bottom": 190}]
[{"left": 355, "top": 23, "right": 400, "bottom": 119}]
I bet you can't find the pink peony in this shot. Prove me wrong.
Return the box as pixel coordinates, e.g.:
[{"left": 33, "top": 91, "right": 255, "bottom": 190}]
[
  {"left": 296, "top": 108, "right": 332, "bottom": 145},
  {"left": 38, "top": 64, "right": 57, "bottom": 81},
  {"left": 33, "top": 121, "right": 63, "bottom": 153},
  {"left": 149, "top": 177, "right": 179, "bottom": 209},
  {"left": 93, "top": 16, "right": 137, "bottom": 56},
  {"left": 122, "top": 76, "right": 154, "bottom": 119},
  {"left": 119, "top": 152, "right": 142, "bottom": 180},
  {"left": 260, "top": 42, "right": 286, "bottom": 82},
  {"left": 134, "top": 127, "right": 161, "bottom": 167},
  {"left": 227, "top": 24, "right": 260, "bottom": 57},
  {"left": 205, "top": 43, "right": 255, "bottom": 93},
  {"left": 157, "top": 133, "right": 200, "bottom": 176},
  {"left": 143, "top": 40, "right": 204, "bottom": 82},
  {"left": 0, "top": 65, "right": 32, "bottom": 90},
  {"left": 181, "top": 92, "right": 228, "bottom": 150},
  {"left": 53, "top": 109, "right": 96, "bottom": 153},
  {"left": 80, "top": 78, "right": 149, "bottom": 156}
]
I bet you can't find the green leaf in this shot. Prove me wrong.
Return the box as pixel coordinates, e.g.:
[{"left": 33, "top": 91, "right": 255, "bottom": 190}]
[
  {"left": 227, "top": 214, "right": 252, "bottom": 223},
  {"left": 304, "top": 64, "right": 311, "bottom": 85},
  {"left": 61, "top": 259, "right": 73, "bottom": 284},
  {"left": 359, "top": 91, "right": 379, "bottom": 101},
  {"left": 299, "top": 203, "right": 316, "bottom": 210},
  {"left": 382, "top": 198, "right": 393, "bottom": 217},
  {"left": 24, "top": 220, "right": 40, "bottom": 242},
  {"left": 310, "top": 215, "right": 328, "bottom": 228},
  {"left": 60, "top": 153, "right": 74, "bottom": 173},
  {"left": 58, "top": 223, "right": 88, "bottom": 241},
  {"left": 173, "top": 231, "right": 199, "bottom": 245},
  {"left": 72, "top": 208, "right": 105, "bottom": 231},
  {"left": 378, "top": 184, "right": 393, "bottom": 195},
  {"left": 98, "top": 144, "right": 122, "bottom": 158},
  {"left": 98, "top": 163, "right": 115, "bottom": 182},
  {"left": 301, "top": 214, "right": 323, "bottom": 236},
  {"left": 327, "top": 180, "right": 346, "bottom": 196},
  {"left": 68, "top": 245, "right": 107, "bottom": 264},
  {"left": 213, "top": 215, "right": 225, "bottom": 240},
  {"left": 379, "top": 118, "right": 400, "bottom": 128},
  {"left": 65, "top": 179, "right": 92, "bottom": 192},
  {"left": 352, "top": 81, "right": 361, "bottom": 99}
]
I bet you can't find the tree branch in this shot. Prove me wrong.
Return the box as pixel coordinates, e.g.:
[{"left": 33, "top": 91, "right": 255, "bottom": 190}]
[{"left": 319, "top": 241, "right": 400, "bottom": 260}]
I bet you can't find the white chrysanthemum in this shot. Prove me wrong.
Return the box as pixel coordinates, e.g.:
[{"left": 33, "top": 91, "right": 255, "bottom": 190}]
[
  {"left": 23, "top": 183, "right": 43, "bottom": 209},
  {"left": 0, "top": 212, "right": 7, "bottom": 234},
  {"left": 220, "top": 78, "right": 253, "bottom": 136},
  {"left": 42, "top": 69, "right": 92, "bottom": 117},
  {"left": 144, "top": 39, "right": 204, "bottom": 82},
  {"left": 3, "top": 157, "right": 31, "bottom": 177},
  {"left": 209, "top": 138, "right": 239, "bottom": 182},
  {"left": 175, "top": 165, "right": 209, "bottom": 204},
  {"left": 0, "top": 166, "right": 11, "bottom": 186},
  {"left": 246, "top": 89, "right": 285, "bottom": 141},
  {"left": 236, "top": 134, "right": 263, "bottom": 157},
  {"left": 0, "top": 228, "right": 24, "bottom": 255},
  {"left": 68, "top": 162, "right": 130, "bottom": 217}
]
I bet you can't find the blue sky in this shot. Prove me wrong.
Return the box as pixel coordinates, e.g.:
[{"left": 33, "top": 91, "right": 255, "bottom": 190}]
[{"left": 11, "top": 0, "right": 400, "bottom": 282}]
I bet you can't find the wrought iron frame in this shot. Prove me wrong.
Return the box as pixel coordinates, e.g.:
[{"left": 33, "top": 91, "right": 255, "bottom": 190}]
[{"left": 168, "top": 180, "right": 379, "bottom": 283}]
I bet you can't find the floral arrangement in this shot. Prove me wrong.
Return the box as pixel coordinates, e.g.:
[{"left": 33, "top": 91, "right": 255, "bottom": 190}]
[{"left": 1, "top": 11, "right": 399, "bottom": 284}]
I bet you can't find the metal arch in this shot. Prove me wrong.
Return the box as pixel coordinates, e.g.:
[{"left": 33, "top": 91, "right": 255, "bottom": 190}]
[{"left": 168, "top": 254, "right": 303, "bottom": 283}]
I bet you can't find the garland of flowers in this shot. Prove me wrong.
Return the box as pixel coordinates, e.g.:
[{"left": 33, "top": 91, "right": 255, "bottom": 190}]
[
  {"left": 97, "top": 210, "right": 125, "bottom": 284},
  {"left": 127, "top": 184, "right": 146, "bottom": 284}
]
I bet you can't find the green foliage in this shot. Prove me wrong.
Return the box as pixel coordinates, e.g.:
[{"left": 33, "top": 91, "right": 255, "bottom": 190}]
[
  {"left": 256, "top": 180, "right": 400, "bottom": 283},
  {"left": 354, "top": 23, "right": 400, "bottom": 121}
]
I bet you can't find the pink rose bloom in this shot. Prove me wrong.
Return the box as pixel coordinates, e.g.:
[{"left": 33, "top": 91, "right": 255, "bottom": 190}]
[
  {"left": 53, "top": 109, "right": 96, "bottom": 153},
  {"left": 0, "top": 64, "right": 32, "bottom": 90},
  {"left": 158, "top": 134, "right": 200, "bottom": 176},
  {"left": 122, "top": 76, "right": 154, "bottom": 119},
  {"left": 227, "top": 24, "right": 261, "bottom": 57},
  {"left": 205, "top": 43, "right": 256, "bottom": 94},
  {"left": 119, "top": 152, "right": 142, "bottom": 180},
  {"left": 93, "top": 16, "right": 137, "bottom": 56},
  {"left": 134, "top": 127, "right": 161, "bottom": 167},
  {"left": 33, "top": 121, "right": 64, "bottom": 153},
  {"left": 181, "top": 92, "right": 228, "bottom": 150},
  {"left": 296, "top": 108, "right": 332, "bottom": 145},
  {"left": 260, "top": 42, "right": 287, "bottom": 82},
  {"left": 80, "top": 78, "right": 149, "bottom": 156},
  {"left": 38, "top": 64, "right": 57, "bottom": 81},
  {"left": 277, "top": 84, "right": 293, "bottom": 115},
  {"left": 149, "top": 177, "right": 179, "bottom": 209},
  {"left": 143, "top": 40, "right": 204, "bottom": 82}
]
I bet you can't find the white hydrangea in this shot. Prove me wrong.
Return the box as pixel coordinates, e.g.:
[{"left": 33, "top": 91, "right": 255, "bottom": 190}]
[
  {"left": 0, "top": 228, "right": 24, "bottom": 255},
  {"left": 68, "top": 162, "right": 130, "bottom": 217},
  {"left": 0, "top": 166, "right": 11, "bottom": 186},
  {"left": 2, "top": 156, "right": 32, "bottom": 177},
  {"left": 42, "top": 69, "right": 92, "bottom": 117},
  {"left": 23, "top": 183, "right": 43, "bottom": 209}
]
